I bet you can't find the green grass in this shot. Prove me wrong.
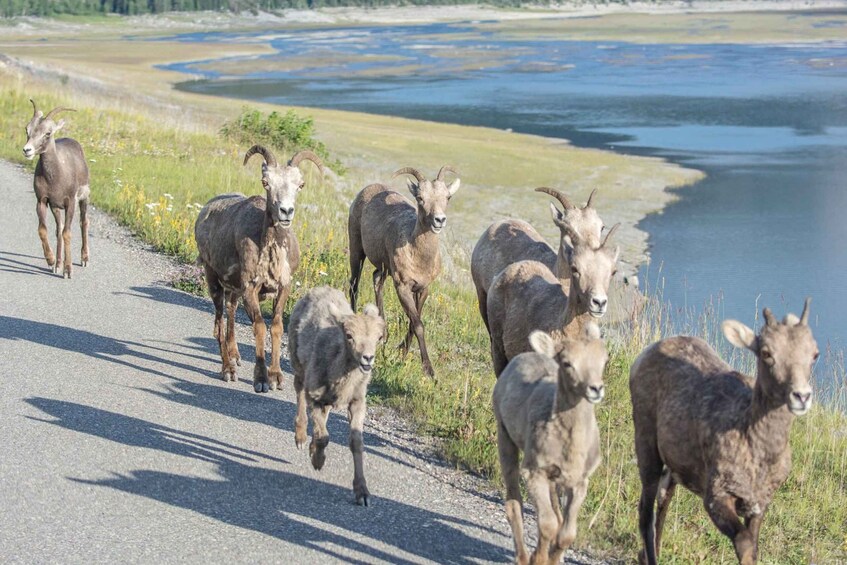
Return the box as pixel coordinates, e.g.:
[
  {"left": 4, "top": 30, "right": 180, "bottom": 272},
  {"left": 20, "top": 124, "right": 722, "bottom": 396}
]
[{"left": 1, "top": 73, "right": 845, "bottom": 563}]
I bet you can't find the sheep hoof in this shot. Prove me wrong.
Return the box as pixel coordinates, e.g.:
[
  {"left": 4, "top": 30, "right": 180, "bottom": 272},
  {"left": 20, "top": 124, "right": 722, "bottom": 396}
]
[
  {"left": 254, "top": 380, "right": 269, "bottom": 393},
  {"left": 295, "top": 430, "right": 307, "bottom": 450},
  {"left": 311, "top": 449, "right": 326, "bottom": 471},
  {"left": 63, "top": 267, "right": 72, "bottom": 279},
  {"left": 221, "top": 367, "right": 237, "bottom": 382},
  {"left": 253, "top": 365, "right": 269, "bottom": 393},
  {"left": 354, "top": 481, "right": 370, "bottom": 506},
  {"left": 268, "top": 370, "right": 284, "bottom": 391}
]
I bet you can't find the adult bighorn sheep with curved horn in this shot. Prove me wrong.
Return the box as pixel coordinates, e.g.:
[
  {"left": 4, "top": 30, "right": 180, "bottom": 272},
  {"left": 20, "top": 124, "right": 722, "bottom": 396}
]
[
  {"left": 348, "top": 165, "right": 460, "bottom": 377},
  {"left": 195, "top": 145, "right": 323, "bottom": 393},
  {"left": 471, "top": 187, "right": 603, "bottom": 332},
  {"left": 22, "top": 99, "right": 91, "bottom": 279}
]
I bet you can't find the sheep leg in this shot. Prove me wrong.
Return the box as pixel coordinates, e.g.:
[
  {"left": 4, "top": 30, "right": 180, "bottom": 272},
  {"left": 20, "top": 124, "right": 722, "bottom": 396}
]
[
  {"left": 549, "top": 480, "right": 588, "bottom": 564},
  {"left": 50, "top": 205, "right": 64, "bottom": 275},
  {"left": 400, "top": 287, "right": 429, "bottom": 352},
  {"left": 225, "top": 292, "right": 240, "bottom": 367},
  {"left": 372, "top": 268, "right": 388, "bottom": 318},
  {"left": 527, "top": 471, "right": 557, "bottom": 565},
  {"left": 395, "top": 284, "right": 434, "bottom": 377},
  {"left": 705, "top": 494, "right": 755, "bottom": 565},
  {"left": 498, "top": 421, "right": 529, "bottom": 565},
  {"left": 205, "top": 267, "right": 235, "bottom": 382},
  {"left": 635, "top": 436, "right": 663, "bottom": 565},
  {"left": 348, "top": 397, "right": 370, "bottom": 506},
  {"left": 745, "top": 513, "right": 764, "bottom": 562},
  {"left": 293, "top": 374, "right": 308, "bottom": 449},
  {"left": 654, "top": 470, "right": 677, "bottom": 558},
  {"left": 476, "top": 287, "right": 489, "bottom": 334},
  {"left": 79, "top": 197, "right": 90, "bottom": 267},
  {"left": 267, "top": 287, "right": 289, "bottom": 391},
  {"left": 490, "top": 339, "right": 509, "bottom": 378},
  {"left": 309, "top": 404, "right": 331, "bottom": 470},
  {"left": 243, "top": 290, "right": 269, "bottom": 393},
  {"left": 349, "top": 249, "right": 365, "bottom": 311},
  {"left": 36, "top": 199, "right": 55, "bottom": 268},
  {"left": 61, "top": 199, "right": 76, "bottom": 279}
]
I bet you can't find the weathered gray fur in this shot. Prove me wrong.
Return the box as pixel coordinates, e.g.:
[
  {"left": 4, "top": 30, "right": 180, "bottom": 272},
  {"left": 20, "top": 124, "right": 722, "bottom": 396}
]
[
  {"left": 289, "top": 286, "right": 385, "bottom": 506},
  {"left": 194, "top": 145, "right": 322, "bottom": 393},
  {"left": 471, "top": 188, "right": 603, "bottom": 332},
  {"left": 23, "top": 99, "right": 91, "bottom": 279},
  {"left": 348, "top": 165, "right": 460, "bottom": 377},
  {"left": 486, "top": 224, "right": 619, "bottom": 377},
  {"left": 629, "top": 299, "right": 818, "bottom": 565},
  {"left": 493, "top": 324, "right": 608, "bottom": 565}
]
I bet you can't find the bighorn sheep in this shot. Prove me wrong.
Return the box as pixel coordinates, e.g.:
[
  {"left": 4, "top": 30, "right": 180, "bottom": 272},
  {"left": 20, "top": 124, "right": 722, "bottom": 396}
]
[
  {"left": 194, "top": 145, "right": 323, "bottom": 393},
  {"left": 23, "top": 99, "right": 91, "bottom": 279},
  {"left": 348, "top": 165, "right": 460, "bottom": 377},
  {"left": 471, "top": 188, "right": 603, "bottom": 331},
  {"left": 486, "top": 224, "right": 619, "bottom": 377},
  {"left": 289, "top": 286, "right": 385, "bottom": 506},
  {"left": 630, "top": 299, "right": 818, "bottom": 565},
  {"left": 493, "top": 323, "right": 608, "bottom": 565}
]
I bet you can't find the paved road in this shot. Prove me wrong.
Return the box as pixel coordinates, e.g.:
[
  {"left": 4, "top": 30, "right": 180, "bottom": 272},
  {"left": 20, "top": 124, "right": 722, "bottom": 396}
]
[{"left": 0, "top": 159, "right": 545, "bottom": 564}]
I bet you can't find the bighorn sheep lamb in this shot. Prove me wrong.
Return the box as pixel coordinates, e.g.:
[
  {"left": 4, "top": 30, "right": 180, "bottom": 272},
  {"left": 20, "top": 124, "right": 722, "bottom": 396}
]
[
  {"left": 289, "top": 286, "right": 385, "bottom": 506},
  {"left": 348, "top": 165, "right": 460, "bottom": 377},
  {"left": 23, "top": 99, "right": 91, "bottom": 279},
  {"left": 471, "top": 188, "right": 603, "bottom": 331},
  {"left": 630, "top": 299, "right": 818, "bottom": 565},
  {"left": 487, "top": 224, "right": 619, "bottom": 377},
  {"left": 194, "top": 145, "right": 323, "bottom": 393},
  {"left": 494, "top": 323, "right": 608, "bottom": 565}
]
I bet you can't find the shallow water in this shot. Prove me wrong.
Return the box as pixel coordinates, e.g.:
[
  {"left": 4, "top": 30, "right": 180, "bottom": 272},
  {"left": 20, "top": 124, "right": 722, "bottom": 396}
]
[{"left": 160, "top": 21, "right": 847, "bottom": 368}]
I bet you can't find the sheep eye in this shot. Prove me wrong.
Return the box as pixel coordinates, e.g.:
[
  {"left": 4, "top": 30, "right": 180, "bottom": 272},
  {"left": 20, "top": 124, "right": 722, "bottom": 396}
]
[
  {"left": 761, "top": 349, "right": 774, "bottom": 365},
  {"left": 572, "top": 270, "right": 581, "bottom": 279},
  {"left": 812, "top": 352, "right": 820, "bottom": 364},
  {"left": 346, "top": 333, "right": 354, "bottom": 341}
]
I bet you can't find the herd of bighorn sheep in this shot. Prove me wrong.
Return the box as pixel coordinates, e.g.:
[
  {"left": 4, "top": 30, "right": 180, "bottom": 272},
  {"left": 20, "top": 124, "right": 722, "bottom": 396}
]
[{"left": 20, "top": 104, "right": 819, "bottom": 564}]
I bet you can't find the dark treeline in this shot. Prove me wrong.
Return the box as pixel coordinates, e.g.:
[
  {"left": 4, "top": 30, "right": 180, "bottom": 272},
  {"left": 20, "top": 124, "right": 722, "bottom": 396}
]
[{"left": 0, "top": 0, "right": 543, "bottom": 17}]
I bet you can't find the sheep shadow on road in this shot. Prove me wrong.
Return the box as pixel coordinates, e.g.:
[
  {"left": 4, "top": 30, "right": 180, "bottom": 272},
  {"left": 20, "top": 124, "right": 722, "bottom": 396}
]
[{"left": 25, "top": 397, "right": 511, "bottom": 564}]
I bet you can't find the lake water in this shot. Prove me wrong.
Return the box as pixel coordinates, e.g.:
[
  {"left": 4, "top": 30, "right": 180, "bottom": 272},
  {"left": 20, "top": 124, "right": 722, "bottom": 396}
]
[{"left": 158, "top": 21, "right": 847, "bottom": 370}]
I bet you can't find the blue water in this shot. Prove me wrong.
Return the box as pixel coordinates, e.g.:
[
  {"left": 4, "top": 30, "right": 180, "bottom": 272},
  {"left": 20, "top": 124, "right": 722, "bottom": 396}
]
[{"left": 156, "top": 21, "right": 847, "bottom": 374}]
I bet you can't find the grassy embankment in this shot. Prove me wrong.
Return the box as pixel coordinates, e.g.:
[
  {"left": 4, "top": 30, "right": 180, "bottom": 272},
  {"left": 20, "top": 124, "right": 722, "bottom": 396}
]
[{"left": 0, "top": 71, "right": 844, "bottom": 563}]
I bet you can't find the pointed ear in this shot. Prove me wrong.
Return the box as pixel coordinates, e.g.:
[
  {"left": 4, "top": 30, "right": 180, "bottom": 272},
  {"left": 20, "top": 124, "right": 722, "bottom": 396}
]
[
  {"left": 447, "top": 178, "right": 461, "bottom": 197},
  {"left": 327, "top": 301, "right": 344, "bottom": 321},
  {"left": 363, "top": 304, "right": 379, "bottom": 318},
  {"left": 722, "top": 320, "right": 757, "bottom": 352},
  {"left": 407, "top": 179, "right": 419, "bottom": 198},
  {"left": 549, "top": 203, "right": 564, "bottom": 224},
  {"left": 528, "top": 331, "right": 556, "bottom": 358},
  {"left": 583, "top": 322, "right": 601, "bottom": 341},
  {"left": 52, "top": 119, "right": 65, "bottom": 134}
]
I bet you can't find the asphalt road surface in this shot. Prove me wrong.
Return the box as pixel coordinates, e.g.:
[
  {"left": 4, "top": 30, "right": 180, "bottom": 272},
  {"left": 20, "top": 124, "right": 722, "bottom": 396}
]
[{"left": 0, "top": 159, "right": 601, "bottom": 564}]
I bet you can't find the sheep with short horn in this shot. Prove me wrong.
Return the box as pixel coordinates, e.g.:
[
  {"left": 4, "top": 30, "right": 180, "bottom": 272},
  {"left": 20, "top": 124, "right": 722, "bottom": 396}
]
[
  {"left": 486, "top": 223, "right": 619, "bottom": 377},
  {"left": 347, "top": 165, "right": 460, "bottom": 377},
  {"left": 471, "top": 188, "right": 603, "bottom": 332},
  {"left": 194, "top": 145, "right": 323, "bottom": 392},
  {"left": 22, "top": 99, "right": 91, "bottom": 278},
  {"left": 630, "top": 298, "right": 818, "bottom": 564}
]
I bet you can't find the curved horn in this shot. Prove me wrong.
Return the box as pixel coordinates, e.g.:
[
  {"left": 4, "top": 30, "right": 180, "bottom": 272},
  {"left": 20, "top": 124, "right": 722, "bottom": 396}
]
[
  {"left": 436, "top": 165, "right": 459, "bottom": 182},
  {"left": 392, "top": 167, "right": 426, "bottom": 185},
  {"left": 288, "top": 150, "right": 324, "bottom": 175},
  {"left": 29, "top": 99, "right": 40, "bottom": 120},
  {"left": 243, "top": 144, "right": 278, "bottom": 168},
  {"left": 800, "top": 297, "right": 812, "bottom": 326},
  {"left": 763, "top": 308, "right": 777, "bottom": 327},
  {"left": 584, "top": 188, "right": 598, "bottom": 209},
  {"left": 534, "top": 187, "right": 575, "bottom": 210},
  {"left": 43, "top": 106, "right": 76, "bottom": 122},
  {"left": 601, "top": 223, "right": 620, "bottom": 248}
]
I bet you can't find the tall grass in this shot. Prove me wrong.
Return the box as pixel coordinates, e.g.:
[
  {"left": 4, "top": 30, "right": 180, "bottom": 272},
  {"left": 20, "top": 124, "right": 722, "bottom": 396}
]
[{"left": 1, "top": 72, "right": 844, "bottom": 563}]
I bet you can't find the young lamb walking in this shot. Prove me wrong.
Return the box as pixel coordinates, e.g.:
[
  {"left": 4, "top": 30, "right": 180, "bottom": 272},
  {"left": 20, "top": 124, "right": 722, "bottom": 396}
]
[
  {"left": 22, "top": 99, "right": 91, "bottom": 278},
  {"left": 629, "top": 299, "right": 818, "bottom": 564},
  {"left": 289, "top": 286, "right": 386, "bottom": 506},
  {"left": 348, "top": 165, "right": 460, "bottom": 377},
  {"left": 493, "top": 323, "right": 608, "bottom": 565},
  {"left": 194, "top": 145, "right": 323, "bottom": 392},
  {"left": 471, "top": 187, "right": 603, "bottom": 332}
]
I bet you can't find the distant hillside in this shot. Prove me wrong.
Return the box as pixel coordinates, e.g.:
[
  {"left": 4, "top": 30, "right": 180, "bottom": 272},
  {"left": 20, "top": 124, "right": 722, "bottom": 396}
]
[{"left": 1, "top": 0, "right": 656, "bottom": 18}]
